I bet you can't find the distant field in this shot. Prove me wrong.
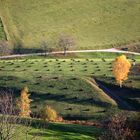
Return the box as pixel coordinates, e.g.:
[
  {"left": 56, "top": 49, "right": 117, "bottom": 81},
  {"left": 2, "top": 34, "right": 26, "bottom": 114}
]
[{"left": 0, "top": 0, "right": 140, "bottom": 50}]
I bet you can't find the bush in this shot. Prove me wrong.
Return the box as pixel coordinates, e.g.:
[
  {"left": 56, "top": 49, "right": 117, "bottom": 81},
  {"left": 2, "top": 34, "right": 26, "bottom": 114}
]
[{"left": 42, "top": 105, "right": 58, "bottom": 121}]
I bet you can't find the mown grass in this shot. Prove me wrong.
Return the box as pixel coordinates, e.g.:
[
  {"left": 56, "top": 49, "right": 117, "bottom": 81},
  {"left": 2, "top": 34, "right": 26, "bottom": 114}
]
[
  {"left": 0, "top": 58, "right": 120, "bottom": 120},
  {"left": 14, "top": 122, "right": 101, "bottom": 140},
  {"left": 0, "top": 0, "right": 140, "bottom": 49},
  {"left": 14, "top": 52, "right": 140, "bottom": 60},
  {"left": 0, "top": 56, "right": 140, "bottom": 118}
]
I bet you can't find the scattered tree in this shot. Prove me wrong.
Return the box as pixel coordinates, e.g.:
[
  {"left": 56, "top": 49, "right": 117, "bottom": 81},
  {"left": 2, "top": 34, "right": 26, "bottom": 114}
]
[
  {"left": 40, "top": 40, "right": 51, "bottom": 56},
  {"left": 17, "top": 86, "right": 32, "bottom": 117},
  {"left": 13, "top": 39, "right": 23, "bottom": 54},
  {"left": 58, "top": 34, "right": 75, "bottom": 56},
  {"left": 113, "top": 55, "right": 131, "bottom": 87},
  {"left": 0, "top": 41, "right": 12, "bottom": 56},
  {"left": 42, "top": 105, "right": 58, "bottom": 121}
]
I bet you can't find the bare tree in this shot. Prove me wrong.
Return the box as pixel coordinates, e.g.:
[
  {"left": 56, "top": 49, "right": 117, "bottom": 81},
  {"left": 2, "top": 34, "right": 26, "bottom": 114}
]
[
  {"left": 40, "top": 40, "right": 53, "bottom": 56},
  {"left": 40, "top": 40, "right": 48, "bottom": 56},
  {"left": 58, "top": 34, "right": 75, "bottom": 56},
  {"left": 0, "top": 41, "right": 12, "bottom": 56},
  {"left": 0, "top": 91, "right": 45, "bottom": 140},
  {"left": 99, "top": 113, "right": 134, "bottom": 140}
]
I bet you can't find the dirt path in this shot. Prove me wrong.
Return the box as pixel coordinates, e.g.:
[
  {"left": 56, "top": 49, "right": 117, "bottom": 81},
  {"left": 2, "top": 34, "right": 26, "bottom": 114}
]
[{"left": 0, "top": 48, "right": 140, "bottom": 59}]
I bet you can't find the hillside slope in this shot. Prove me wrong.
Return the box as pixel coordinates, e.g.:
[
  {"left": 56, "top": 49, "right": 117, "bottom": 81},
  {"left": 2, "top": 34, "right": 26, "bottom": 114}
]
[
  {"left": 0, "top": 58, "right": 117, "bottom": 119},
  {"left": 0, "top": 0, "right": 140, "bottom": 50}
]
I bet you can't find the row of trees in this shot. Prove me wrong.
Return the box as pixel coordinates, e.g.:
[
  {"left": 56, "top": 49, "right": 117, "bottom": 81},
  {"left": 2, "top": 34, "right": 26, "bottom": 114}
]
[
  {"left": 0, "top": 34, "right": 76, "bottom": 56},
  {"left": 41, "top": 34, "right": 76, "bottom": 56}
]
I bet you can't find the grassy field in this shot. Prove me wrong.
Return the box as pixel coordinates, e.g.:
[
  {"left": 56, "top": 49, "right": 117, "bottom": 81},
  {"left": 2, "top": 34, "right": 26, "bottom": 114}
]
[
  {"left": 0, "top": 18, "right": 6, "bottom": 40},
  {"left": 0, "top": 54, "right": 140, "bottom": 118},
  {"left": 96, "top": 62, "right": 140, "bottom": 110},
  {"left": 0, "top": 0, "right": 140, "bottom": 50},
  {"left": 13, "top": 122, "right": 101, "bottom": 140},
  {"left": 11, "top": 52, "right": 140, "bottom": 60},
  {"left": 0, "top": 57, "right": 120, "bottom": 120}
]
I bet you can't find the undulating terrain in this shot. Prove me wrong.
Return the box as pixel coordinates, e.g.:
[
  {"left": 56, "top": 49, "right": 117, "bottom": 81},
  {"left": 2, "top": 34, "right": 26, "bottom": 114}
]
[{"left": 0, "top": 0, "right": 140, "bottom": 139}]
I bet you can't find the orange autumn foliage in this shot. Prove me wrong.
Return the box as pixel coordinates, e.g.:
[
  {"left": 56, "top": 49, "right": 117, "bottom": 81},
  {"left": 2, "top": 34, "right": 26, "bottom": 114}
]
[
  {"left": 17, "top": 86, "right": 32, "bottom": 117},
  {"left": 113, "top": 55, "right": 131, "bottom": 87},
  {"left": 42, "top": 105, "right": 58, "bottom": 121}
]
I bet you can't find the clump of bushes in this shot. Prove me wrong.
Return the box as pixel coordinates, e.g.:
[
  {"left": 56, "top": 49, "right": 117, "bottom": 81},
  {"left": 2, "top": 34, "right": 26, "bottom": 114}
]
[{"left": 42, "top": 105, "right": 59, "bottom": 122}]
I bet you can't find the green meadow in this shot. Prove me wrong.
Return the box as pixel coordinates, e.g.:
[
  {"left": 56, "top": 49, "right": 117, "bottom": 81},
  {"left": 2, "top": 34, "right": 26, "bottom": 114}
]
[
  {"left": 0, "top": 57, "right": 117, "bottom": 120},
  {"left": 0, "top": 52, "right": 140, "bottom": 119},
  {"left": 0, "top": 0, "right": 140, "bottom": 138},
  {"left": 0, "top": 0, "right": 140, "bottom": 50},
  {"left": 14, "top": 122, "right": 101, "bottom": 140}
]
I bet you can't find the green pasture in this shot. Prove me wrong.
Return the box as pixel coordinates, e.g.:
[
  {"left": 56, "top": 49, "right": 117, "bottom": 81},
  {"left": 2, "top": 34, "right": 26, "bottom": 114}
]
[
  {"left": 0, "top": 0, "right": 140, "bottom": 50},
  {"left": 0, "top": 56, "right": 140, "bottom": 118},
  {"left": 0, "top": 58, "right": 120, "bottom": 120},
  {"left": 12, "top": 122, "right": 100, "bottom": 140}
]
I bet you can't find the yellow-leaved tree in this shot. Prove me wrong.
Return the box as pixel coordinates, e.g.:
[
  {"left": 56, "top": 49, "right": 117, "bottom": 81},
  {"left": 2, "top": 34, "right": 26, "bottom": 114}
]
[
  {"left": 17, "top": 86, "right": 32, "bottom": 117},
  {"left": 113, "top": 55, "right": 131, "bottom": 87},
  {"left": 42, "top": 105, "right": 58, "bottom": 121}
]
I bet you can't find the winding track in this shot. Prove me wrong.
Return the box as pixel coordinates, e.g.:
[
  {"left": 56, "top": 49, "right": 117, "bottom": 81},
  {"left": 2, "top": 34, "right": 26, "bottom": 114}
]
[{"left": 0, "top": 48, "right": 140, "bottom": 59}]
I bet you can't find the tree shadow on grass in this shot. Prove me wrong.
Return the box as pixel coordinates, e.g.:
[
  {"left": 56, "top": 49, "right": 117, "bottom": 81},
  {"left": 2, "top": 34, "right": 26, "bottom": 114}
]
[
  {"left": 31, "top": 92, "right": 112, "bottom": 107},
  {"left": 0, "top": 74, "right": 112, "bottom": 108},
  {"left": 0, "top": 84, "right": 112, "bottom": 108},
  {"left": 95, "top": 76, "right": 140, "bottom": 111},
  {"left": 29, "top": 122, "right": 100, "bottom": 140},
  {"left": 13, "top": 47, "right": 43, "bottom": 54}
]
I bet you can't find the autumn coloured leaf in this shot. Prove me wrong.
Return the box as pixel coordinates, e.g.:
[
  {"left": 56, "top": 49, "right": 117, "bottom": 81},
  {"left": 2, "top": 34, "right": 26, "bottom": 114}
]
[
  {"left": 17, "top": 86, "right": 32, "bottom": 117},
  {"left": 113, "top": 55, "right": 131, "bottom": 87}
]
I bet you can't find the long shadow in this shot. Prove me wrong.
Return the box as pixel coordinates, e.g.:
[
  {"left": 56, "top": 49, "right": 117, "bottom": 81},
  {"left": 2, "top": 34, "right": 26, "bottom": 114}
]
[
  {"left": 31, "top": 92, "right": 112, "bottom": 107},
  {"left": 29, "top": 122, "right": 101, "bottom": 139},
  {"left": 13, "top": 47, "right": 43, "bottom": 54},
  {"left": 95, "top": 77, "right": 140, "bottom": 111},
  {"left": 0, "top": 76, "right": 112, "bottom": 108}
]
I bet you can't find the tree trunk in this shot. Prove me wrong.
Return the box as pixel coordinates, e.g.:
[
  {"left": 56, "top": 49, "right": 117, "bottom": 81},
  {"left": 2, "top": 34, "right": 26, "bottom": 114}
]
[{"left": 64, "top": 48, "right": 67, "bottom": 56}]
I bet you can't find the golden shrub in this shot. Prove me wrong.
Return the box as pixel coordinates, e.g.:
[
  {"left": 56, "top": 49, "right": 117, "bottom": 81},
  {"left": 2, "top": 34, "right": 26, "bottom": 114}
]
[{"left": 42, "top": 105, "right": 58, "bottom": 121}]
